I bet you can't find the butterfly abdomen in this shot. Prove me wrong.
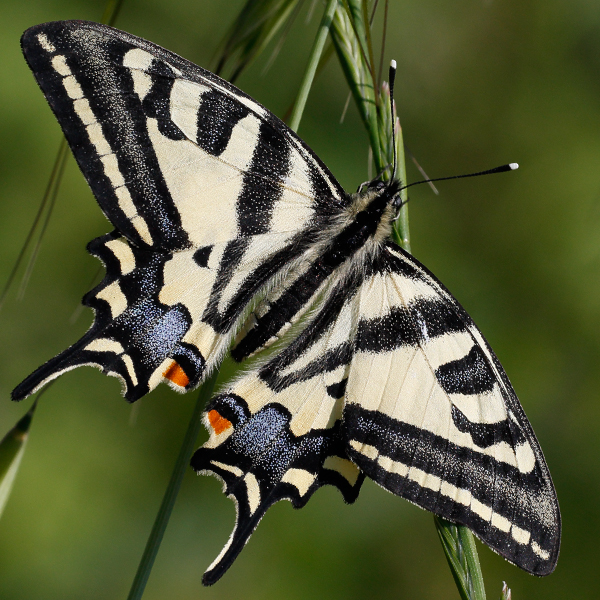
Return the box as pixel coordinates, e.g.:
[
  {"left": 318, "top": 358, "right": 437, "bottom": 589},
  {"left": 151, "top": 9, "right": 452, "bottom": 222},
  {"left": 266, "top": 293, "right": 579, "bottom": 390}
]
[{"left": 231, "top": 182, "right": 399, "bottom": 360}]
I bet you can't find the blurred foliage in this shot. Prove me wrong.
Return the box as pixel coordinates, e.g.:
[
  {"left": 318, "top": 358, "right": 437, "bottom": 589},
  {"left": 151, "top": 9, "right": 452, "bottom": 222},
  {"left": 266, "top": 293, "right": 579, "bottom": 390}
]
[
  {"left": 1, "top": 0, "right": 600, "bottom": 599},
  {"left": 214, "top": 0, "right": 303, "bottom": 81}
]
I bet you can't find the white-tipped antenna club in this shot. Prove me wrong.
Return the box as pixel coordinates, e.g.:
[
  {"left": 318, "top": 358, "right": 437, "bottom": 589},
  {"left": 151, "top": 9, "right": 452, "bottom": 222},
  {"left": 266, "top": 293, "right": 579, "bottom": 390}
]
[
  {"left": 388, "top": 60, "right": 398, "bottom": 183},
  {"left": 400, "top": 163, "right": 519, "bottom": 192}
]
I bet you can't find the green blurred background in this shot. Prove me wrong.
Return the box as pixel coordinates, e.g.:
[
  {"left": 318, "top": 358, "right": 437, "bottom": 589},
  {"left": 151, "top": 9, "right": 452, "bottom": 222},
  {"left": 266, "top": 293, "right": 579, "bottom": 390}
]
[{"left": 1, "top": 0, "right": 599, "bottom": 598}]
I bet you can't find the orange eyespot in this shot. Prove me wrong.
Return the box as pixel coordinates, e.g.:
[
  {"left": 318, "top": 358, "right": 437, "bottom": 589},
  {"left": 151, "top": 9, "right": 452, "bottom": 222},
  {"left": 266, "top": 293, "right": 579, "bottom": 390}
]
[
  {"left": 163, "top": 361, "right": 190, "bottom": 387},
  {"left": 208, "top": 409, "right": 232, "bottom": 435}
]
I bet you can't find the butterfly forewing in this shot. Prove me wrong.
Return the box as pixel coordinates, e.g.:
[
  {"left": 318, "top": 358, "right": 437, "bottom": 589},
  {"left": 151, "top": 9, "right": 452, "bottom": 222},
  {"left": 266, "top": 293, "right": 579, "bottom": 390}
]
[
  {"left": 343, "top": 244, "right": 560, "bottom": 575},
  {"left": 14, "top": 21, "right": 347, "bottom": 400}
]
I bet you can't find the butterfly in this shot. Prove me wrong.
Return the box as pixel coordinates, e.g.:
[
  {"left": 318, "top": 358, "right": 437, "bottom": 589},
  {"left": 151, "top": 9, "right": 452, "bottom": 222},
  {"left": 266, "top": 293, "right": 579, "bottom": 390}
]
[{"left": 14, "top": 20, "right": 560, "bottom": 585}]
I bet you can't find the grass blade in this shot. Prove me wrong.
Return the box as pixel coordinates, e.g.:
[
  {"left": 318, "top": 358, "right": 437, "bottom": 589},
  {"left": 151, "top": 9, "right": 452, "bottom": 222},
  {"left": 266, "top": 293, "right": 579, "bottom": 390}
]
[
  {"left": 0, "top": 139, "right": 68, "bottom": 309},
  {"left": 435, "top": 516, "right": 487, "bottom": 600},
  {"left": 101, "top": 0, "right": 126, "bottom": 26},
  {"left": 330, "top": 0, "right": 381, "bottom": 171},
  {"left": 0, "top": 402, "right": 37, "bottom": 520},
  {"left": 126, "top": 371, "right": 218, "bottom": 600},
  {"left": 289, "top": 0, "right": 338, "bottom": 132},
  {"left": 215, "top": 0, "right": 302, "bottom": 81},
  {"left": 17, "top": 140, "right": 69, "bottom": 300}
]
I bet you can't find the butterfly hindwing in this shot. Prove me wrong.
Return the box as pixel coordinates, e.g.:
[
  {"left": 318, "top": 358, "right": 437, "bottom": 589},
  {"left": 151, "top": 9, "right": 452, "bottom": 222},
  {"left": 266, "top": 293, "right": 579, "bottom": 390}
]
[
  {"left": 191, "top": 274, "right": 366, "bottom": 584},
  {"left": 192, "top": 392, "right": 364, "bottom": 586},
  {"left": 14, "top": 21, "right": 349, "bottom": 400},
  {"left": 13, "top": 232, "right": 211, "bottom": 400}
]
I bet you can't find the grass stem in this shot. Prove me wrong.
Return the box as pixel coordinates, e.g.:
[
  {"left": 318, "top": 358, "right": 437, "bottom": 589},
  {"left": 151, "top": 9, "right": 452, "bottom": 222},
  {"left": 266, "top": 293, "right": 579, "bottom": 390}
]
[
  {"left": 126, "top": 371, "right": 218, "bottom": 600},
  {"left": 289, "top": 0, "right": 338, "bottom": 132}
]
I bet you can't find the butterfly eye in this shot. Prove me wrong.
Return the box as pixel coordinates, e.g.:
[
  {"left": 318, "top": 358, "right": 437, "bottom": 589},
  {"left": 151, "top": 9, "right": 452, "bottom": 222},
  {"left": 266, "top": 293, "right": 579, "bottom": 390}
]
[
  {"left": 391, "top": 193, "right": 403, "bottom": 210},
  {"left": 368, "top": 180, "right": 386, "bottom": 191}
]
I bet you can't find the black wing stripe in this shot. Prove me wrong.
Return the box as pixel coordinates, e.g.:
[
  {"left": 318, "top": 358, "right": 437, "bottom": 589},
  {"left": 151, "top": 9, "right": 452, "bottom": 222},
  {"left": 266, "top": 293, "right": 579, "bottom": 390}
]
[
  {"left": 345, "top": 404, "right": 558, "bottom": 574},
  {"left": 23, "top": 25, "right": 190, "bottom": 249},
  {"left": 355, "top": 298, "right": 467, "bottom": 353},
  {"left": 435, "top": 345, "right": 497, "bottom": 395},
  {"left": 141, "top": 58, "right": 187, "bottom": 141},
  {"left": 236, "top": 121, "right": 291, "bottom": 236},
  {"left": 193, "top": 88, "right": 251, "bottom": 155},
  {"left": 201, "top": 232, "right": 316, "bottom": 334}
]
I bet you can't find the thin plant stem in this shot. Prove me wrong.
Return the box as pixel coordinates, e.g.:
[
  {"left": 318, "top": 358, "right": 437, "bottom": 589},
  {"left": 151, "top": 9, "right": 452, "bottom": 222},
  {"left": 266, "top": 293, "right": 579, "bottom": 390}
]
[
  {"left": 392, "top": 118, "right": 410, "bottom": 253},
  {"left": 330, "top": 0, "right": 382, "bottom": 172},
  {"left": 0, "top": 139, "right": 68, "bottom": 309},
  {"left": 376, "top": 0, "right": 388, "bottom": 87},
  {"left": 359, "top": 0, "right": 377, "bottom": 90},
  {"left": 341, "top": 0, "right": 372, "bottom": 76},
  {"left": 459, "top": 523, "right": 487, "bottom": 600},
  {"left": 126, "top": 371, "right": 218, "bottom": 600},
  {"left": 435, "top": 516, "right": 487, "bottom": 600},
  {"left": 102, "top": 0, "right": 126, "bottom": 26},
  {"left": 17, "top": 141, "right": 69, "bottom": 300},
  {"left": 288, "top": 0, "right": 338, "bottom": 132},
  {"left": 2, "top": 0, "right": 125, "bottom": 309}
]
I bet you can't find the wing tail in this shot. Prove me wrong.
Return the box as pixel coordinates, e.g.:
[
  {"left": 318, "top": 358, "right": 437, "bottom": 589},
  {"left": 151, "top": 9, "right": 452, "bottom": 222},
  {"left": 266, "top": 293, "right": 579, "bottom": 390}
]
[{"left": 191, "top": 370, "right": 363, "bottom": 583}]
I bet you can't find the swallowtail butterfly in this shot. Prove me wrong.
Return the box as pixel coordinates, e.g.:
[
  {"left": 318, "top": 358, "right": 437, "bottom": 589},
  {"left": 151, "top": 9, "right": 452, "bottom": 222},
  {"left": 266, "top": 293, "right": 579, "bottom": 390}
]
[{"left": 14, "top": 21, "right": 560, "bottom": 585}]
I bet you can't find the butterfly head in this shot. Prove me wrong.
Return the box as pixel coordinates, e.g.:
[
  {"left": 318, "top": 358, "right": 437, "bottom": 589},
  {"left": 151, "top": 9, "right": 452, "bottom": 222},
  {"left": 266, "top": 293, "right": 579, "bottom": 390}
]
[{"left": 346, "top": 176, "right": 403, "bottom": 247}]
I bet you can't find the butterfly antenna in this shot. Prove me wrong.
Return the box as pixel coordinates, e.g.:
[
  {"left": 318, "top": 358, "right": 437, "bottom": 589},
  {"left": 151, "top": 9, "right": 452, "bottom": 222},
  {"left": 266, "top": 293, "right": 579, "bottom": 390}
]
[
  {"left": 388, "top": 60, "right": 398, "bottom": 184},
  {"left": 400, "top": 163, "right": 519, "bottom": 192}
]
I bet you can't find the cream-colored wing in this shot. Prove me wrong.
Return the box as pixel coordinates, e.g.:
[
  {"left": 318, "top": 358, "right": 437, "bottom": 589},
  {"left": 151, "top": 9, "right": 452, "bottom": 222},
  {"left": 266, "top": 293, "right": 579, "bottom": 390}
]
[
  {"left": 15, "top": 20, "right": 350, "bottom": 401},
  {"left": 344, "top": 243, "right": 560, "bottom": 576}
]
